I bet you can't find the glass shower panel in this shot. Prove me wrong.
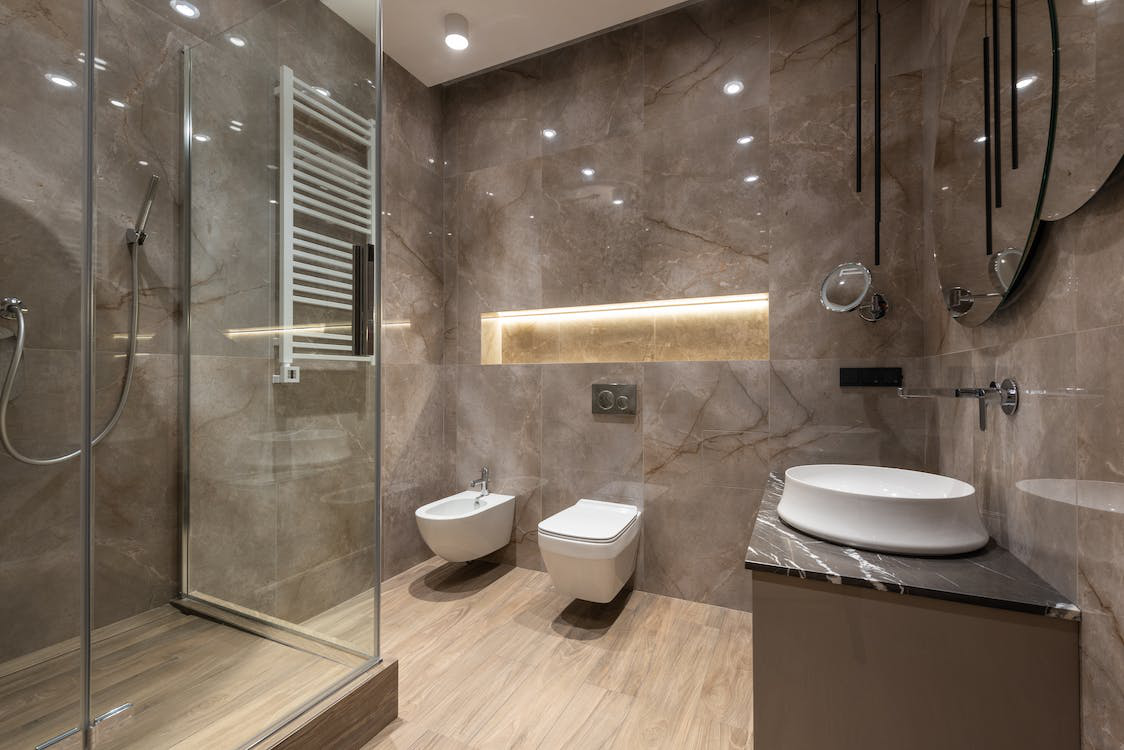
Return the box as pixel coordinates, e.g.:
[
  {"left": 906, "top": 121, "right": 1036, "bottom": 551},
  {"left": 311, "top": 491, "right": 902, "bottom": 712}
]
[
  {"left": 185, "top": 0, "right": 380, "bottom": 659},
  {"left": 0, "top": 1, "right": 89, "bottom": 747}
]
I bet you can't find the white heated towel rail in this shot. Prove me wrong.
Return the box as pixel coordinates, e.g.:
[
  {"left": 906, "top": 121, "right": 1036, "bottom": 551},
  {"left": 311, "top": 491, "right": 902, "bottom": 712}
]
[{"left": 275, "top": 65, "right": 377, "bottom": 383}]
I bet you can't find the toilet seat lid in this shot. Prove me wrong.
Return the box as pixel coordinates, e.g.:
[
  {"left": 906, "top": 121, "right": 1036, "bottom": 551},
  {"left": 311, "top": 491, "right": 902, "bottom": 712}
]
[{"left": 538, "top": 499, "right": 639, "bottom": 542}]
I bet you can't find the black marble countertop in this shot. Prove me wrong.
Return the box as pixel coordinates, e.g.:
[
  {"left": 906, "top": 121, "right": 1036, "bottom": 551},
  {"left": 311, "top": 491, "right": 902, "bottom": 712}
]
[{"left": 745, "top": 474, "right": 1081, "bottom": 621}]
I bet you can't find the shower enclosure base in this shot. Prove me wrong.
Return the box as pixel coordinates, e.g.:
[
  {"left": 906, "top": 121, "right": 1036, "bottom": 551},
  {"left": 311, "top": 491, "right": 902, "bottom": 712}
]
[{"left": 0, "top": 605, "right": 395, "bottom": 749}]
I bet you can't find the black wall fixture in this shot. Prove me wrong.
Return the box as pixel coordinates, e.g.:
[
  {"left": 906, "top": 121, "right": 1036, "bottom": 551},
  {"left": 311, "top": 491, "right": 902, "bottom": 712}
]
[
  {"left": 854, "top": 0, "right": 883, "bottom": 267},
  {"left": 1010, "top": 0, "right": 1019, "bottom": 169},
  {"left": 874, "top": 0, "right": 881, "bottom": 267},
  {"left": 983, "top": 37, "right": 994, "bottom": 256},
  {"left": 992, "top": 0, "right": 1003, "bottom": 207},
  {"left": 855, "top": 0, "right": 862, "bottom": 194}
]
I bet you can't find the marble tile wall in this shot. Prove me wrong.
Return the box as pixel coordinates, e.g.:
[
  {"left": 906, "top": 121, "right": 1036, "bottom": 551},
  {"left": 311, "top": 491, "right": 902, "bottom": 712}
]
[
  {"left": 918, "top": 2, "right": 1124, "bottom": 744},
  {"left": 440, "top": 0, "right": 931, "bottom": 612}
]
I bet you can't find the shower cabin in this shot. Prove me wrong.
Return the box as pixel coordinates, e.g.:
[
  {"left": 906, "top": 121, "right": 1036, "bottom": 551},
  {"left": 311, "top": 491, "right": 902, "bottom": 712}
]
[{"left": 0, "top": 0, "right": 385, "bottom": 747}]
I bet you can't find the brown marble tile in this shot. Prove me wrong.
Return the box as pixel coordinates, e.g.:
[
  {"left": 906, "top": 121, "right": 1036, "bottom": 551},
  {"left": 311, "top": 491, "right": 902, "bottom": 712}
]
[
  {"left": 539, "top": 26, "right": 644, "bottom": 155},
  {"left": 643, "top": 361, "right": 770, "bottom": 494},
  {"left": 976, "top": 334, "right": 1079, "bottom": 600},
  {"left": 455, "top": 365, "right": 543, "bottom": 570},
  {"left": 769, "top": 357, "right": 929, "bottom": 473},
  {"left": 768, "top": 72, "right": 924, "bottom": 360},
  {"left": 540, "top": 363, "right": 644, "bottom": 517},
  {"left": 382, "top": 363, "right": 448, "bottom": 578},
  {"left": 540, "top": 136, "right": 644, "bottom": 308},
  {"left": 641, "top": 107, "right": 770, "bottom": 300},
  {"left": 643, "top": 0, "right": 769, "bottom": 130},
  {"left": 443, "top": 60, "right": 543, "bottom": 177},
  {"left": 453, "top": 159, "right": 543, "bottom": 365}
]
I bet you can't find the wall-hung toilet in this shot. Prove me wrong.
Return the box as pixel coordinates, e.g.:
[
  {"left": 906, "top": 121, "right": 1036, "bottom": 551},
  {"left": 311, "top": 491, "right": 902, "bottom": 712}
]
[{"left": 538, "top": 499, "right": 641, "bottom": 603}]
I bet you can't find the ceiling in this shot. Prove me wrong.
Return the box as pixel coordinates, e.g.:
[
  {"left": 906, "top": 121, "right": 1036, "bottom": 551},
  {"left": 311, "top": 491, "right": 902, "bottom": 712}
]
[{"left": 323, "top": 0, "right": 687, "bottom": 87}]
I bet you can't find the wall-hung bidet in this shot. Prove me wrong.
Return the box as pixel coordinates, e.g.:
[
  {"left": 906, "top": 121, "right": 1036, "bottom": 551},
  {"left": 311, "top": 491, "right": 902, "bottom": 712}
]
[
  {"left": 0, "top": 175, "right": 159, "bottom": 465},
  {"left": 415, "top": 468, "right": 515, "bottom": 562},
  {"left": 538, "top": 499, "right": 641, "bottom": 603}
]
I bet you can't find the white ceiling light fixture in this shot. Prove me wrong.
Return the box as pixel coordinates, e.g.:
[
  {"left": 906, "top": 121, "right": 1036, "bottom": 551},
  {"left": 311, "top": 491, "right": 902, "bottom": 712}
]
[
  {"left": 737, "top": 135, "right": 754, "bottom": 145},
  {"left": 542, "top": 128, "right": 558, "bottom": 140},
  {"left": 723, "top": 80, "right": 745, "bottom": 96},
  {"left": 1015, "top": 75, "right": 1037, "bottom": 90},
  {"left": 743, "top": 174, "right": 760, "bottom": 183},
  {"left": 581, "top": 167, "right": 596, "bottom": 177},
  {"left": 170, "top": 0, "right": 200, "bottom": 18},
  {"left": 109, "top": 98, "right": 127, "bottom": 108},
  {"left": 445, "top": 13, "right": 470, "bottom": 51},
  {"left": 228, "top": 35, "right": 247, "bottom": 47},
  {"left": 193, "top": 133, "right": 211, "bottom": 142}
]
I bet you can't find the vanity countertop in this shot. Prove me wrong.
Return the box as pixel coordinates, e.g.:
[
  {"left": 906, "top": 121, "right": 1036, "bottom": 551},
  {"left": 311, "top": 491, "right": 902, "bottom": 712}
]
[{"left": 745, "top": 474, "right": 1081, "bottom": 621}]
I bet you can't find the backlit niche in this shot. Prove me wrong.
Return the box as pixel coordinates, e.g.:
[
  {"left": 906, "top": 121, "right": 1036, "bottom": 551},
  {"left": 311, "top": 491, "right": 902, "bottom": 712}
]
[{"left": 480, "top": 293, "right": 769, "bottom": 365}]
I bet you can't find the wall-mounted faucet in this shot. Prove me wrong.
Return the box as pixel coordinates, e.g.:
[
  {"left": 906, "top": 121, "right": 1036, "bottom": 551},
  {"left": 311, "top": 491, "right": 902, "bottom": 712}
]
[
  {"left": 898, "top": 378, "right": 1019, "bottom": 431},
  {"left": 469, "top": 466, "right": 489, "bottom": 496}
]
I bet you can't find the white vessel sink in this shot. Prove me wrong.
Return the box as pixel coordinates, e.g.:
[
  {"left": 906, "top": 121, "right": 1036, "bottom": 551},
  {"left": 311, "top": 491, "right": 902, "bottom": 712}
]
[{"left": 778, "top": 465, "right": 988, "bottom": 555}]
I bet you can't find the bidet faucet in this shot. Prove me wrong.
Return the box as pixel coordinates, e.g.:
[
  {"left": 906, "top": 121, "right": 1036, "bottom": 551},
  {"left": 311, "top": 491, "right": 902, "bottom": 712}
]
[{"left": 470, "top": 466, "right": 489, "bottom": 496}]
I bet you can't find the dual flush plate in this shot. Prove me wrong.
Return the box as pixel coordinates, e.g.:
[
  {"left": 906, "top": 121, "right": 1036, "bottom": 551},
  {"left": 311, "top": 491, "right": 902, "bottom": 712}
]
[{"left": 592, "top": 383, "right": 637, "bottom": 415}]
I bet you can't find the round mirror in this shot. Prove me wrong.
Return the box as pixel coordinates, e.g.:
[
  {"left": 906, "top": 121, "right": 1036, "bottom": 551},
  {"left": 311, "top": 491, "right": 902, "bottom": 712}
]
[
  {"left": 932, "top": 0, "right": 1057, "bottom": 326},
  {"left": 820, "top": 262, "right": 872, "bottom": 312}
]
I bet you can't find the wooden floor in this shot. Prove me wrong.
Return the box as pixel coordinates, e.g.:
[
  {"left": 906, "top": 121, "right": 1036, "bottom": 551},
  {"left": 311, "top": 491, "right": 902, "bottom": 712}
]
[
  {"left": 0, "top": 606, "right": 354, "bottom": 750},
  {"left": 360, "top": 557, "right": 755, "bottom": 750}
]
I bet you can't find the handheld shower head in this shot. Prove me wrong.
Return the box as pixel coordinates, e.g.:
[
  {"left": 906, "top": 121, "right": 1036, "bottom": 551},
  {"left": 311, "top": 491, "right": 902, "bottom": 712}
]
[{"left": 132, "top": 174, "right": 160, "bottom": 244}]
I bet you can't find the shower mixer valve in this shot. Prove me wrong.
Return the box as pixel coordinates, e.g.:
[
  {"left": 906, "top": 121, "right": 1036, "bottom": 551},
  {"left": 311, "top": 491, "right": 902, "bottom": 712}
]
[{"left": 0, "top": 297, "right": 26, "bottom": 319}]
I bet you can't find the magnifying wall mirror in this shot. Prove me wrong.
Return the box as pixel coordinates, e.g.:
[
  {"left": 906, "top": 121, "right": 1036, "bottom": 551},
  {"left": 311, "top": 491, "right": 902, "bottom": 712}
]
[{"left": 820, "top": 262, "right": 888, "bottom": 322}]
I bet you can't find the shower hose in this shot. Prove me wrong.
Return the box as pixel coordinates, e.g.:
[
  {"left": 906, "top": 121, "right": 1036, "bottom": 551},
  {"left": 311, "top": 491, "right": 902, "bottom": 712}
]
[{"left": 0, "top": 238, "right": 141, "bottom": 465}]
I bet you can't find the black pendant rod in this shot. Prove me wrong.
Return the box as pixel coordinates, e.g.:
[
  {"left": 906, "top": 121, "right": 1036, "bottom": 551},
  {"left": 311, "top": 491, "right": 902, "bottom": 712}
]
[
  {"left": 874, "top": 0, "right": 881, "bottom": 266},
  {"left": 856, "top": 0, "right": 862, "bottom": 193},
  {"left": 983, "top": 37, "right": 994, "bottom": 256},
  {"left": 991, "top": 0, "right": 1003, "bottom": 207},
  {"left": 1011, "top": 0, "right": 1019, "bottom": 169}
]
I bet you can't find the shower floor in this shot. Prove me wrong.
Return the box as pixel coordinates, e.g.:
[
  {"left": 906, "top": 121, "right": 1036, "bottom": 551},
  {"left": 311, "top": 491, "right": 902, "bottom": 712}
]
[
  {"left": 0, "top": 605, "right": 355, "bottom": 749},
  {"left": 345, "top": 557, "right": 755, "bottom": 749}
]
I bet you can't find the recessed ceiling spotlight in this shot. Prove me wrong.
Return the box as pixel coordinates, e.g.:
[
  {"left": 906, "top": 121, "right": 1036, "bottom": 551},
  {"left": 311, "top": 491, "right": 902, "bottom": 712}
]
[
  {"left": 737, "top": 135, "right": 754, "bottom": 145},
  {"left": 138, "top": 160, "right": 149, "bottom": 166},
  {"left": 612, "top": 198, "right": 625, "bottom": 205},
  {"left": 1015, "top": 75, "right": 1037, "bottom": 90},
  {"left": 170, "top": 0, "right": 200, "bottom": 18},
  {"left": 723, "top": 80, "right": 745, "bottom": 96},
  {"left": 229, "top": 123, "right": 242, "bottom": 132},
  {"left": 312, "top": 86, "right": 331, "bottom": 97},
  {"left": 228, "top": 35, "right": 247, "bottom": 47},
  {"left": 193, "top": 133, "right": 211, "bottom": 142},
  {"left": 941, "top": 185, "right": 950, "bottom": 191},
  {"left": 445, "top": 13, "right": 470, "bottom": 51},
  {"left": 974, "top": 135, "right": 987, "bottom": 143},
  {"left": 542, "top": 128, "right": 558, "bottom": 140},
  {"left": 45, "top": 73, "right": 77, "bottom": 88},
  {"left": 109, "top": 98, "right": 127, "bottom": 108},
  {"left": 269, "top": 199, "right": 278, "bottom": 205},
  {"left": 743, "top": 174, "right": 760, "bottom": 183},
  {"left": 230, "top": 119, "right": 243, "bottom": 127},
  {"left": 581, "top": 167, "right": 596, "bottom": 177}
]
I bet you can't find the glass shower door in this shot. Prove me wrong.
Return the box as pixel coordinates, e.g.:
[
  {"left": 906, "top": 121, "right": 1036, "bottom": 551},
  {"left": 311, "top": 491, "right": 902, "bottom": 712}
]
[{"left": 0, "top": 1, "right": 91, "bottom": 747}]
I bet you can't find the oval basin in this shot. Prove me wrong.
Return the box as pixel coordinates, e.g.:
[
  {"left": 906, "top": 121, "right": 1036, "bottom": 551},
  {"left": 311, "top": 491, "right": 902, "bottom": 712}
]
[{"left": 778, "top": 464, "right": 988, "bottom": 556}]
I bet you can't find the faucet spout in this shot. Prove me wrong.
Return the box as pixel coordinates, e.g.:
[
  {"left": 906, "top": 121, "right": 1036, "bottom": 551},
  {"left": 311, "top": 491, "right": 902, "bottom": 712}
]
[{"left": 469, "top": 466, "right": 489, "bottom": 496}]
